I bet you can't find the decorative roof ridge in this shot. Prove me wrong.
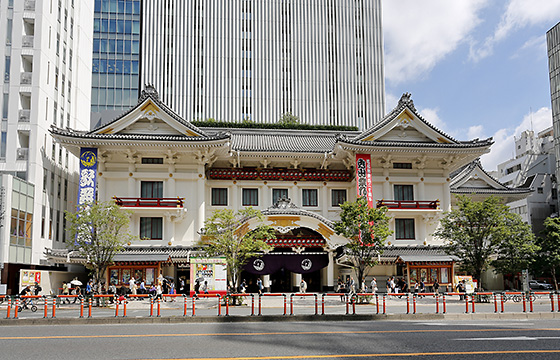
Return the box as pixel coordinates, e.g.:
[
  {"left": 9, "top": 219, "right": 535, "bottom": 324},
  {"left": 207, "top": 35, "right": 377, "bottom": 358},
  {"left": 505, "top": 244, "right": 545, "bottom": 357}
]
[
  {"left": 89, "top": 85, "right": 207, "bottom": 137},
  {"left": 450, "top": 158, "right": 524, "bottom": 191},
  {"left": 203, "top": 127, "right": 360, "bottom": 137},
  {"left": 50, "top": 126, "right": 230, "bottom": 141},
  {"left": 351, "top": 93, "right": 492, "bottom": 146},
  {"left": 262, "top": 197, "right": 335, "bottom": 228}
]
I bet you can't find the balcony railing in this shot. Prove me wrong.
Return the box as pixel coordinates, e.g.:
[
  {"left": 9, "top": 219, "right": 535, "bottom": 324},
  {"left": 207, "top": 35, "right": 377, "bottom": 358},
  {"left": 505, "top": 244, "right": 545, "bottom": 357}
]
[
  {"left": 18, "top": 109, "right": 30, "bottom": 122},
  {"left": 20, "top": 72, "right": 32, "bottom": 85},
  {"left": 376, "top": 199, "right": 440, "bottom": 210},
  {"left": 17, "top": 148, "right": 29, "bottom": 160},
  {"left": 113, "top": 197, "right": 184, "bottom": 208},
  {"left": 22, "top": 35, "right": 34, "bottom": 48},
  {"left": 24, "top": 0, "right": 36, "bottom": 11}
]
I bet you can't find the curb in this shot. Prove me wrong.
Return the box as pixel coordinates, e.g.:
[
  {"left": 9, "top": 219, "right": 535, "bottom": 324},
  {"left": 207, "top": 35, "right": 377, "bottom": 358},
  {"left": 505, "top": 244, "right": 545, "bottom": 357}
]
[{"left": 1, "top": 312, "right": 559, "bottom": 326}]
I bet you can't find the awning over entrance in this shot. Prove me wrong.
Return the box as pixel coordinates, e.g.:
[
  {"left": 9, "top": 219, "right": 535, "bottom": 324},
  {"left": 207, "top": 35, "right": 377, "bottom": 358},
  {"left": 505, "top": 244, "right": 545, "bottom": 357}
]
[
  {"left": 398, "top": 255, "right": 457, "bottom": 263},
  {"left": 243, "top": 252, "right": 329, "bottom": 275},
  {"left": 113, "top": 254, "right": 170, "bottom": 262}
]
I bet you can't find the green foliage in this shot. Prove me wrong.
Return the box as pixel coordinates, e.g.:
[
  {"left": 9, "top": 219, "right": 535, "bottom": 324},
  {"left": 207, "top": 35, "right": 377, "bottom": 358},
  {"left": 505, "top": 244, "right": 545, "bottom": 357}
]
[
  {"left": 333, "top": 197, "right": 392, "bottom": 285},
  {"left": 491, "top": 215, "right": 538, "bottom": 276},
  {"left": 433, "top": 195, "right": 535, "bottom": 289},
  {"left": 65, "top": 202, "right": 138, "bottom": 284},
  {"left": 279, "top": 112, "right": 300, "bottom": 125},
  {"left": 191, "top": 120, "right": 358, "bottom": 132},
  {"left": 533, "top": 217, "right": 560, "bottom": 290},
  {"left": 199, "top": 208, "right": 275, "bottom": 290}
]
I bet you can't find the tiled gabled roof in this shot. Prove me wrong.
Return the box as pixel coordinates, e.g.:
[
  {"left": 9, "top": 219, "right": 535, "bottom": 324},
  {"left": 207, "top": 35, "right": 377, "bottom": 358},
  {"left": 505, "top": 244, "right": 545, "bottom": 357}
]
[{"left": 90, "top": 85, "right": 207, "bottom": 137}]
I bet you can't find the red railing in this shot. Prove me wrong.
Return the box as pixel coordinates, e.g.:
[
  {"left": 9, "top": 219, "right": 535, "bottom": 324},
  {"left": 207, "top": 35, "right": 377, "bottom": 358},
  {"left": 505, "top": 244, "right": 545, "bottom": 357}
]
[
  {"left": 113, "top": 197, "right": 184, "bottom": 208},
  {"left": 376, "top": 200, "right": 439, "bottom": 209}
]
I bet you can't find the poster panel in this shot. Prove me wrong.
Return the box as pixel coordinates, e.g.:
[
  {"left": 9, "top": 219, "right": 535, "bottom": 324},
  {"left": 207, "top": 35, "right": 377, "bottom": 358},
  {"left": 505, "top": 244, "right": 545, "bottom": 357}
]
[
  {"left": 77, "top": 148, "right": 98, "bottom": 206},
  {"left": 190, "top": 258, "right": 227, "bottom": 293}
]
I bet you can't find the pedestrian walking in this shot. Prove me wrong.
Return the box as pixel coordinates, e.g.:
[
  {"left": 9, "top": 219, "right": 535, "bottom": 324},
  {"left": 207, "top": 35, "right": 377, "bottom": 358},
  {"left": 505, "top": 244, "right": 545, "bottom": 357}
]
[
  {"left": 299, "top": 279, "right": 307, "bottom": 294},
  {"left": 257, "top": 278, "right": 263, "bottom": 295},
  {"left": 433, "top": 279, "right": 440, "bottom": 296},
  {"left": 62, "top": 281, "right": 70, "bottom": 304},
  {"left": 370, "top": 278, "right": 377, "bottom": 295}
]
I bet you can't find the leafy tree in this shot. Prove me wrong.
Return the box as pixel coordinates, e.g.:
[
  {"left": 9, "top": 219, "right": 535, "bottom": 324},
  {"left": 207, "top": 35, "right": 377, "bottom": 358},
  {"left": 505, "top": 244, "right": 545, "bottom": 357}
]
[
  {"left": 199, "top": 208, "right": 275, "bottom": 292},
  {"left": 333, "top": 197, "right": 392, "bottom": 289},
  {"left": 65, "top": 202, "right": 138, "bottom": 285},
  {"left": 433, "top": 195, "right": 534, "bottom": 290},
  {"left": 533, "top": 216, "right": 560, "bottom": 290},
  {"left": 491, "top": 214, "right": 538, "bottom": 277},
  {"left": 279, "top": 112, "right": 300, "bottom": 125}
]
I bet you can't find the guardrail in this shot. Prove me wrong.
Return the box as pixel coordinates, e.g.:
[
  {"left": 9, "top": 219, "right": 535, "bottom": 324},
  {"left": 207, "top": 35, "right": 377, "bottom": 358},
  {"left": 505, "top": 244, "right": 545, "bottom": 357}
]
[{"left": 2, "top": 291, "right": 560, "bottom": 320}]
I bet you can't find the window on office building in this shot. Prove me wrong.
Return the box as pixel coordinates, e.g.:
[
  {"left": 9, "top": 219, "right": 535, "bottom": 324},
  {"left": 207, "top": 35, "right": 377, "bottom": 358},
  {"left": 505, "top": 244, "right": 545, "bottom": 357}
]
[
  {"left": 242, "top": 188, "right": 258, "bottom": 206},
  {"left": 395, "top": 219, "right": 415, "bottom": 240},
  {"left": 140, "top": 217, "right": 162, "bottom": 240},
  {"left": 302, "top": 189, "right": 318, "bottom": 207}
]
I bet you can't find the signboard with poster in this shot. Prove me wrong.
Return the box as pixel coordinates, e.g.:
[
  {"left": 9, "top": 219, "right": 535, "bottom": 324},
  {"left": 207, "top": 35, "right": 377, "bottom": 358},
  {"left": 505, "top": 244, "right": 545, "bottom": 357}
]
[
  {"left": 355, "top": 154, "right": 374, "bottom": 208},
  {"left": 454, "top": 275, "right": 475, "bottom": 293},
  {"left": 190, "top": 257, "right": 227, "bottom": 294},
  {"left": 20, "top": 270, "right": 42, "bottom": 287}
]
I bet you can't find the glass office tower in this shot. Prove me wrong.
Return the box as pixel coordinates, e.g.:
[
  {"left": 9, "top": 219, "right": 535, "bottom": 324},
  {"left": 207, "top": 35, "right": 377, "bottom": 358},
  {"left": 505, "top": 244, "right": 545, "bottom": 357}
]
[{"left": 91, "top": 0, "right": 141, "bottom": 113}]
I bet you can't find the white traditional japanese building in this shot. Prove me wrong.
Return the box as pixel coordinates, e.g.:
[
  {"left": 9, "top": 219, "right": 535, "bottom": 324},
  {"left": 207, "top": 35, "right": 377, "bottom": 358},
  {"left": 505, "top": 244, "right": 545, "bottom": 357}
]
[{"left": 48, "top": 88, "right": 493, "bottom": 293}]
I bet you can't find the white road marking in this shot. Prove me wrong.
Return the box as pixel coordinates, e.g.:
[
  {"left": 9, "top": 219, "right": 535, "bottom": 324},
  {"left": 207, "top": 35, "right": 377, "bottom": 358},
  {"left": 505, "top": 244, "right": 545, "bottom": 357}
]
[{"left": 456, "top": 336, "right": 560, "bottom": 341}]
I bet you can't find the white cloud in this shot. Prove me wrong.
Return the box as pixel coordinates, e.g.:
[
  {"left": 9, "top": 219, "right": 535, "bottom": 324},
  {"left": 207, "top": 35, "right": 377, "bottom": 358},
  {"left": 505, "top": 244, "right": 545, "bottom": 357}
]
[
  {"left": 384, "top": 0, "right": 488, "bottom": 83},
  {"left": 467, "top": 125, "right": 485, "bottom": 139},
  {"left": 469, "top": 0, "right": 560, "bottom": 62},
  {"left": 480, "top": 107, "right": 553, "bottom": 170}
]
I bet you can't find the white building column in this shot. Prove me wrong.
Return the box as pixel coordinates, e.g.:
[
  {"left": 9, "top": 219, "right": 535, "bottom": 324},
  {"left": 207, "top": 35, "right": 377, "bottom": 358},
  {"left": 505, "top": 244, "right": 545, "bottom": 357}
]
[
  {"left": 417, "top": 170, "right": 425, "bottom": 200},
  {"left": 97, "top": 161, "right": 106, "bottom": 201},
  {"left": 327, "top": 251, "right": 334, "bottom": 290},
  {"left": 321, "top": 185, "right": 328, "bottom": 217},
  {"left": 293, "top": 273, "right": 302, "bottom": 292},
  {"left": 197, "top": 168, "right": 206, "bottom": 234},
  {"left": 128, "top": 164, "right": 136, "bottom": 197},
  {"left": 443, "top": 171, "right": 451, "bottom": 211},
  {"left": 167, "top": 164, "right": 176, "bottom": 197},
  {"left": 383, "top": 169, "right": 391, "bottom": 199}
]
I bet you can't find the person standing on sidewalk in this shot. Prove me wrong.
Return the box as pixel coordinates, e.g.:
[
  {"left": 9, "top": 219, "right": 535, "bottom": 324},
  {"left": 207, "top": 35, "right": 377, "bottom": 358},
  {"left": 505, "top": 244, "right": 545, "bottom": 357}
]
[
  {"left": 433, "top": 279, "right": 440, "bottom": 296},
  {"left": 299, "top": 279, "right": 307, "bottom": 294},
  {"left": 257, "top": 278, "right": 263, "bottom": 295}
]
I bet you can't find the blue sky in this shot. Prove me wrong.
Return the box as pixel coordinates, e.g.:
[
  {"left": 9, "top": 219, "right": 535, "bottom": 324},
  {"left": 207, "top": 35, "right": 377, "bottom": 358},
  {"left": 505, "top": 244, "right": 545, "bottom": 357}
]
[{"left": 383, "top": 0, "right": 560, "bottom": 170}]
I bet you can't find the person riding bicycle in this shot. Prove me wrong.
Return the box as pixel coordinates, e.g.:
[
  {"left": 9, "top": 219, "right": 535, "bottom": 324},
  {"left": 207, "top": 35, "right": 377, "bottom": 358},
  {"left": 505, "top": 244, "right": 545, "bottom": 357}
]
[{"left": 19, "top": 285, "right": 33, "bottom": 308}]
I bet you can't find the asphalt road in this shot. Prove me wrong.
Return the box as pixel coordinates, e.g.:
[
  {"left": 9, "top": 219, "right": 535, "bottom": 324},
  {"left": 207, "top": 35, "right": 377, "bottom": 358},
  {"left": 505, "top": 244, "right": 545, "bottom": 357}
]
[{"left": 1, "top": 319, "right": 560, "bottom": 359}]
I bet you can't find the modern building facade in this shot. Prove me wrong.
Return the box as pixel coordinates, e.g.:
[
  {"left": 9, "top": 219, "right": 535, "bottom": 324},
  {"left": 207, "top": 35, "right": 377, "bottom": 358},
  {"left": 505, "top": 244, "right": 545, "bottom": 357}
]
[
  {"left": 0, "top": 0, "right": 93, "bottom": 294},
  {"left": 136, "top": 0, "right": 385, "bottom": 129},
  {"left": 49, "top": 89, "right": 492, "bottom": 293},
  {"left": 91, "top": 0, "right": 141, "bottom": 113},
  {"left": 548, "top": 21, "right": 560, "bottom": 211}
]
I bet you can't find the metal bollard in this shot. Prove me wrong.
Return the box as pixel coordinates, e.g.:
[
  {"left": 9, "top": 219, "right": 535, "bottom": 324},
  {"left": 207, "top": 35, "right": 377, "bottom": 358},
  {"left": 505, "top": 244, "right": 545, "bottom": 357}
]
[
  {"left": 6, "top": 297, "right": 11, "bottom": 319},
  {"left": 14, "top": 297, "right": 19, "bottom": 319},
  {"left": 406, "top": 293, "right": 410, "bottom": 314},
  {"left": 258, "top": 294, "right": 262, "bottom": 316},
  {"left": 557, "top": 292, "right": 560, "bottom": 312},
  {"left": 192, "top": 296, "right": 196, "bottom": 317},
  {"left": 352, "top": 295, "right": 356, "bottom": 315},
  {"left": 436, "top": 295, "right": 440, "bottom": 314},
  {"left": 494, "top": 293, "right": 498, "bottom": 313},
  {"left": 217, "top": 295, "right": 222, "bottom": 316},
  {"left": 465, "top": 294, "right": 469, "bottom": 314},
  {"left": 471, "top": 294, "right": 476, "bottom": 313},
  {"left": 551, "top": 293, "right": 556, "bottom": 312},
  {"left": 290, "top": 294, "right": 294, "bottom": 316},
  {"left": 345, "top": 295, "right": 349, "bottom": 315},
  {"left": 52, "top": 297, "right": 56, "bottom": 318},
  {"left": 314, "top": 294, "right": 318, "bottom": 315},
  {"left": 383, "top": 294, "right": 386, "bottom": 314},
  {"left": 183, "top": 295, "right": 188, "bottom": 317},
  {"left": 500, "top": 293, "right": 505, "bottom": 313},
  {"left": 157, "top": 297, "right": 161, "bottom": 317},
  {"left": 522, "top": 293, "right": 526, "bottom": 313},
  {"left": 529, "top": 293, "right": 534, "bottom": 313},
  {"left": 251, "top": 294, "right": 255, "bottom": 316},
  {"left": 115, "top": 300, "right": 119, "bottom": 317},
  {"left": 123, "top": 300, "right": 127, "bottom": 318},
  {"left": 376, "top": 294, "right": 379, "bottom": 314},
  {"left": 80, "top": 297, "right": 84, "bottom": 318},
  {"left": 442, "top": 294, "right": 446, "bottom": 314},
  {"left": 321, "top": 294, "right": 325, "bottom": 315},
  {"left": 413, "top": 294, "right": 417, "bottom": 314},
  {"left": 88, "top": 297, "right": 92, "bottom": 318},
  {"left": 224, "top": 296, "right": 229, "bottom": 316},
  {"left": 43, "top": 296, "right": 48, "bottom": 318}
]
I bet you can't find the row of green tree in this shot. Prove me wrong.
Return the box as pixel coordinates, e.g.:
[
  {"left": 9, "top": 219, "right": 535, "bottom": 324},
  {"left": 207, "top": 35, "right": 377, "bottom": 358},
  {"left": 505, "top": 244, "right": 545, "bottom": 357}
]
[{"left": 66, "top": 195, "right": 560, "bottom": 291}]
